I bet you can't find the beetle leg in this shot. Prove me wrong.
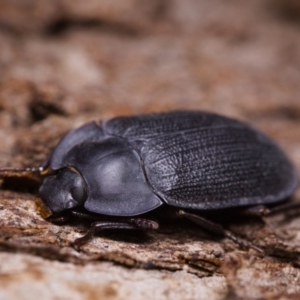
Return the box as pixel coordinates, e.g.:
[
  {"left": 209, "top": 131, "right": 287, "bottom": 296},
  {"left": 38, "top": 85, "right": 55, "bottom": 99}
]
[
  {"left": 47, "top": 210, "right": 103, "bottom": 224},
  {"left": 73, "top": 219, "right": 159, "bottom": 250},
  {"left": 69, "top": 212, "right": 161, "bottom": 227},
  {"left": 177, "top": 210, "right": 264, "bottom": 253},
  {"left": 241, "top": 205, "right": 271, "bottom": 216},
  {"left": 47, "top": 214, "right": 71, "bottom": 224},
  {"left": 243, "top": 201, "right": 300, "bottom": 217},
  {"left": 128, "top": 218, "right": 159, "bottom": 230},
  {"left": 70, "top": 210, "right": 100, "bottom": 221}
]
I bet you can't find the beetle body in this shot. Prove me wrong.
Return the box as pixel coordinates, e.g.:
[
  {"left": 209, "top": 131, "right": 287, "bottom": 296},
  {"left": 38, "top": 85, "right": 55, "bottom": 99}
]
[
  {"left": 38, "top": 111, "right": 298, "bottom": 217},
  {"left": 1, "top": 111, "right": 298, "bottom": 251}
]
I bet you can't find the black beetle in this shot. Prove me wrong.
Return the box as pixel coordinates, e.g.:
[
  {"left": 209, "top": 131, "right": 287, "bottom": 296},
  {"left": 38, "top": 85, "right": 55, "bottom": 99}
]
[{"left": 0, "top": 111, "right": 299, "bottom": 251}]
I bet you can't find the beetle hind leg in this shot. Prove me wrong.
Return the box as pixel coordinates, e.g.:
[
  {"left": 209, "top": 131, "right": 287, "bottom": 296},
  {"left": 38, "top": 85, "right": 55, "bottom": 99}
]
[
  {"left": 73, "top": 218, "right": 159, "bottom": 250},
  {"left": 242, "top": 202, "right": 300, "bottom": 217},
  {"left": 177, "top": 210, "right": 264, "bottom": 253}
]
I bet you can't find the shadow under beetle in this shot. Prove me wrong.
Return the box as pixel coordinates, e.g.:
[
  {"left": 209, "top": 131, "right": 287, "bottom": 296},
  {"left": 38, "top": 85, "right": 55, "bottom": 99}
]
[{"left": 0, "top": 111, "right": 299, "bottom": 252}]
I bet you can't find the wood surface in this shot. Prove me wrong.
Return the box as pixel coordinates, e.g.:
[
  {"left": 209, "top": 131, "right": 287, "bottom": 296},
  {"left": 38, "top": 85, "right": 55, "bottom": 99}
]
[{"left": 0, "top": 1, "right": 300, "bottom": 299}]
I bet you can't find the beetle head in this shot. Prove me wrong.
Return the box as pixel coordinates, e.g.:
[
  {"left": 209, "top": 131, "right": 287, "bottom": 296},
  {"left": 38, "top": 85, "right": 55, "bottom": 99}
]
[{"left": 38, "top": 167, "right": 87, "bottom": 215}]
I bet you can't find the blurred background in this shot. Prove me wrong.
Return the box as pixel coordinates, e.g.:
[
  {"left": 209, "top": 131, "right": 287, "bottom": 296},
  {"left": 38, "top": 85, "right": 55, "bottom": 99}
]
[
  {"left": 0, "top": 0, "right": 299, "bottom": 167},
  {"left": 0, "top": 1, "right": 300, "bottom": 299}
]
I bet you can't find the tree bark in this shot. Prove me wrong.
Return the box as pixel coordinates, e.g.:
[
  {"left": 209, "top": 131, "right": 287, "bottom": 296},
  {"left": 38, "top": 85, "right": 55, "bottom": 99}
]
[{"left": 0, "top": 1, "right": 300, "bottom": 299}]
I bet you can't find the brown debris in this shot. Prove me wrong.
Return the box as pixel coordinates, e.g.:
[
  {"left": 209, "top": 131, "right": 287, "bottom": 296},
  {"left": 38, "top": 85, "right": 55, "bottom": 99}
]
[{"left": 222, "top": 252, "right": 300, "bottom": 299}]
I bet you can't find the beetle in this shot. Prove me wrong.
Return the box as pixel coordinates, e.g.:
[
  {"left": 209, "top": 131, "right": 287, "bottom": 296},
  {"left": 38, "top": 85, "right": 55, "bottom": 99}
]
[{"left": 0, "top": 111, "right": 299, "bottom": 252}]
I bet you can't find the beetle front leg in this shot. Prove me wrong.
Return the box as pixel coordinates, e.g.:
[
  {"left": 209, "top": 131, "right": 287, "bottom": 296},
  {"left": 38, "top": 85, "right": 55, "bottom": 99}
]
[
  {"left": 73, "top": 218, "right": 159, "bottom": 250},
  {"left": 177, "top": 210, "right": 264, "bottom": 253},
  {"left": 45, "top": 210, "right": 96, "bottom": 224},
  {"left": 47, "top": 214, "right": 72, "bottom": 224}
]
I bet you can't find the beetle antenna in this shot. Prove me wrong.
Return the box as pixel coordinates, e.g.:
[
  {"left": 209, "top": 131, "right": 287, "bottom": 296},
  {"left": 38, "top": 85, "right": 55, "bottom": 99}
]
[{"left": 0, "top": 166, "right": 46, "bottom": 182}]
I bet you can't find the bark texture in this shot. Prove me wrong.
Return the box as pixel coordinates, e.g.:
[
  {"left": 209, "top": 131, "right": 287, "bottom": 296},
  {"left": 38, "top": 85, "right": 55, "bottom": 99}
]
[{"left": 0, "top": 0, "right": 300, "bottom": 299}]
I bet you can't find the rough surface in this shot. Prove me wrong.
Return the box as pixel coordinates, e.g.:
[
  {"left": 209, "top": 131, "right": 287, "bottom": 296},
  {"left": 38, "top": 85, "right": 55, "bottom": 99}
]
[{"left": 0, "top": 0, "right": 300, "bottom": 299}]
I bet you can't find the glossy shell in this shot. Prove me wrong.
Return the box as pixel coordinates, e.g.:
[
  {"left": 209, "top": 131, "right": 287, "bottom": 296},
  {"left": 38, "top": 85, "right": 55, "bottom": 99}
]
[{"left": 43, "top": 111, "right": 299, "bottom": 216}]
